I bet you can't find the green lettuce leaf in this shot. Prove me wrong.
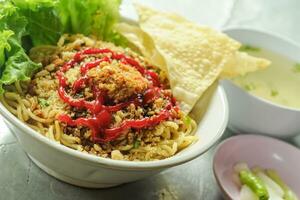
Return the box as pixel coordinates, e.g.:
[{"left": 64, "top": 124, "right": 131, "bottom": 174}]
[
  {"left": 0, "top": 1, "right": 41, "bottom": 93},
  {"left": 10, "top": 0, "right": 55, "bottom": 10},
  {"left": 56, "top": 0, "right": 126, "bottom": 45},
  {"left": 0, "top": 37, "right": 41, "bottom": 93},
  {"left": 11, "top": 0, "right": 63, "bottom": 46},
  {"left": 0, "top": 1, "right": 28, "bottom": 41},
  {"left": 0, "top": 30, "right": 14, "bottom": 67}
]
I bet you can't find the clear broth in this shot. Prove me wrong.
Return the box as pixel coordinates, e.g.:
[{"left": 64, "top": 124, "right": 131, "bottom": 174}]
[{"left": 233, "top": 46, "right": 300, "bottom": 109}]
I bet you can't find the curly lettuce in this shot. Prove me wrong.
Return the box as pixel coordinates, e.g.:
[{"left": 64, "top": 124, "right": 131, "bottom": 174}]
[
  {"left": 1, "top": 38, "right": 42, "bottom": 90},
  {"left": 11, "top": 0, "right": 63, "bottom": 46},
  {"left": 0, "top": 30, "right": 14, "bottom": 66},
  {"left": 0, "top": 1, "right": 41, "bottom": 93},
  {"left": 57, "top": 0, "right": 126, "bottom": 45}
]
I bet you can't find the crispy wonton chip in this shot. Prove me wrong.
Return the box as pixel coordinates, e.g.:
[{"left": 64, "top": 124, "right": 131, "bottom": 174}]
[
  {"left": 118, "top": 4, "right": 270, "bottom": 113},
  {"left": 221, "top": 52, "right": 270, "bottom": 78},
  {"left": 116, "top": 23, "right": 167, "bottom": 72}
]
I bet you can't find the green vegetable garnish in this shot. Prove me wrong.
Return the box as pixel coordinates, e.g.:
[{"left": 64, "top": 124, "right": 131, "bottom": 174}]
[
  {"left": 184, "top": 115, "right": 192, "bottom": 126},
  {"left": 293, "top": 63, "right": 300, "bottom": 73},
  {"left": 56, "top": 0, "right": 125, "bottom": 45},
  {"left": 38, "top": 98, "right": 49, "bottom": 107},
  {"left": 271, "top": 89, "right": 279, "bottom": 97},
  {"left": 244, "top": 83, "right": 256, "bottom": 91},
  {"left": 266, "top": 169, "right": 298, "bottom": 200},
  {"left": 240, "top": 45, "right": 261, "bottom": 52},
  {"left": 0, "top": 1, "right": 42, "bottom": 93},
  {"left": 0, "top": 30, "right": 14, "bottom": 66},
  {"left": 239, "top": 169, "right": 269, "bottom": 200},
  {"left": 133, "top": 140, "right": 141, "bottom": 149}
]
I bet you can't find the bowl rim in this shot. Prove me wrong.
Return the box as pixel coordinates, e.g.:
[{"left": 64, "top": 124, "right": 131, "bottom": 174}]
[
  {"left": 0, "top": 86, "right": 228, "bottom": 170},
  {"left": 222, "top": 27, "right": 300, "bottom": 112},
  {"left": 212, "top": 134, "right": 300, "bottom": 199}
]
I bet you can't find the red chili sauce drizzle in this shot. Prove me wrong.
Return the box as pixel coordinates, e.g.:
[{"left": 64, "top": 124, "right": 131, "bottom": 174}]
[{"left": 56, "top": 48, "right": 179, "bottom": 143}]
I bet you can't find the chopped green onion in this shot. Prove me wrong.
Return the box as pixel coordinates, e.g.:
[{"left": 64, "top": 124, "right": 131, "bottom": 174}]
[
  {"left": 293, "top": 63, "right": 300, "bottom": 73},
  {"left": 38, "top": 98, "right": 49, "bottom": 107},
  {"left": 244, "top": 83, "right": 256, "bottom": 91},
  {"left": 74, "top": 92, "right": 84, "bottom": 98},
  {"left": 271, "top": 89, "right": 278, "bottom": 97},
  {"left": 239, "top": 169, "right": 269, "bottom": 200},
  {"left": 184, "top": 115, "right": 192, "bottom": 125},
  {"left": 240, "top": 45, "right": 261, "bottom": 52},
  {"left": 133, "top": 140, "right": 141, "bottom": 149}
]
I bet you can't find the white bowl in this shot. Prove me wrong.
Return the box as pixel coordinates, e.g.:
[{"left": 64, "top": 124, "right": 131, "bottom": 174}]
[
  {"left": 221, "top": 28, "right": 300, "bottom": 138},
  {"left": 0, "top": 86, "right": 228, "bottom": 188}
]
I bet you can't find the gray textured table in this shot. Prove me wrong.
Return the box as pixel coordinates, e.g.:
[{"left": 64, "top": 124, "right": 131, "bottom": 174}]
[{"left": 1, "top": 0, "right": 300, "bottom": 199}]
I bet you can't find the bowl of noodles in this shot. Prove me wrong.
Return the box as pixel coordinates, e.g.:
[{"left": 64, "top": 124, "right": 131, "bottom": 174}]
[
  {"left": 0, "top": 1, "right": 269, "bottom": 188},
  {"left": 0, "top": 33, "right": 228, "bottom": 187}
]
